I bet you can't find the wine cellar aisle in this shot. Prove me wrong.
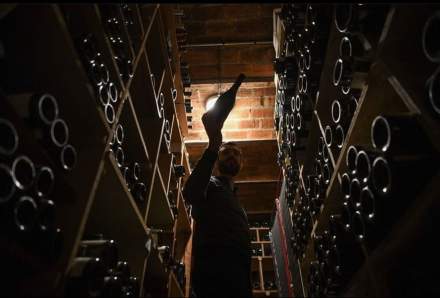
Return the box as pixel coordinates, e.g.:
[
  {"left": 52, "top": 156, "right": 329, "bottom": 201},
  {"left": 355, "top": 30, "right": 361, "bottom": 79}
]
[{"left": 1, "top": 3, "right": 440, "bottom": 298}]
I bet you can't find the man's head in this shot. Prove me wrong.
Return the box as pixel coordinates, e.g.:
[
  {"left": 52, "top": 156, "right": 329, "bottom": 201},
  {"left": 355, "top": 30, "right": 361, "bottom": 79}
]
[{"left": 217, "top": 141, "right": 242, "bottom": 177}]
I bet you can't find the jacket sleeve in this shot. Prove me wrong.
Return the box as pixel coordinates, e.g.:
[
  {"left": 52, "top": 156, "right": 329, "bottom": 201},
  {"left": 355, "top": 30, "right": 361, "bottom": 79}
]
[{"left": 182, "top": 147, "right": 218, "bottom": 205}]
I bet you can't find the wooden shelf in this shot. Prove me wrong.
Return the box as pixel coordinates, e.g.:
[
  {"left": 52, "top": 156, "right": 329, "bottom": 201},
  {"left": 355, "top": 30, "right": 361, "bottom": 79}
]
[
  {"left": 143, "top": 247, "right": 168, "bottom": 297},
  {"left": 146, "top": 165, "right": 175, "bottom": 231},
  {"left": 168, "top": 271, "right": 185, "bottom": 298},
  {"left": 253, "top": 290, "right": 279, "bottom": 297},
  {"left": 172, "top": 191, "right": 191, "bottom": 262},
  {"left": 278, "top": 4, "right": 440, "bottom": 297},
  {"left": 0, "top": 3, "right": 191, "bottom": 297}
]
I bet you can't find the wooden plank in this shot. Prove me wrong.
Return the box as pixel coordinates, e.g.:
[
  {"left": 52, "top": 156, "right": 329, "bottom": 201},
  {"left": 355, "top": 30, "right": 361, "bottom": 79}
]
[
  {"left": 168, "top": 271, "right": 185, "bottom": 297},
  {"left": 172, "top": 191, "right": 192, "bottom": 262}
]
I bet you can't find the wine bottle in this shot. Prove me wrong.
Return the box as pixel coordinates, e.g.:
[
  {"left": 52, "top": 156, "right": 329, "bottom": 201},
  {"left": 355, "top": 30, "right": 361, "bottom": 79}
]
[
  {"left": 371, "top": 155, "right": 437, "bottom": 208},
  {"left": 349, "top": 178, "right": 362, "bottom": 210},
  {"left": 328, "top": 214, "right": 364, "bottom": 283},
  {"left": 355, "top": 149, "right": 380, "bottom": 185},
  {"left": 371, "top": 114, "right": 434, "bottom": 157},
  {"left": 7, "top": 93, "right": 59, "bottom": 128},
  {"left": 0, "top": 163, "right": 16, "bottom": 204},
  {"left": 173, "top": 163, "right": 186, "bottom": 178},
  {"left": 334, "top": 124, "right": 345, "bottom": 149},
  {"left": 114, "top": 146, "right": 125, "bottom": 168},
  {"left": 157, "top": 245, "right": 171, "bottom": 264},
  {"left": 129, "top": 162, "right": 140, "bottom": 183},
  {"left": 60, "top": 144, "right": 77, "bottom": 171},
  {"left": 79, "top": 238, "right": 119, "bottom": 270},
  {"left": 339, "top": 34, "right": 371, "bottom": 61},
  {"left": 101, "top": 275, "right": 123, "bottom": 297},
  {"left": 427, "top": 67, "right": 440, "bottom": 117},
  {"left": 37, "top": 199, "right": 56, "bottom": 232},
  {"left": 204, "top": 73, "right": 246, "bottom": 127},
  {"left": 65, "top": 257, "right": 107, "bottom": 297},
  {"left": 77, "top": 33, "right": 100, "bottom": 66},
  {"left": 331, "top": 99, "right": 353, "bottom": 130},
  {"left": 36, "top": 226, "right": 64, "bottom": 262},
  {"left": 114, "top": 124, "right": 124, "bottom": 146},
  {"left": 334, "top": 4, "right": 389, "bottom": 36},
  {"left": 295, "top": 113, "right": 310, "bottom": 137},
  {"left": 97, "top": 84, "right": 111, "bottom": 107},
  {"left": 126, "top": 276, "right": 140, "bottom": 297},
  {"left": 252, "top": 281, "right": 261, "bottom": 290},
  {"left": 321, "top": 142, "right": 330, "bottom": 163},
  {"left": 104, "top": 103, "right": 115, "bottom": 124},
  {"left": 131, "top": 182, "right": 147, "bottom": 203},
  {"left": 332, "top": 56, "right": 370, "bottom": 93},
  {"left": 113, "top": 260, "right": 131, "bottom": 282},
  {"left": 0, "top": 118, "right": 19, "bottom": 158},
  {"left": 340, "top": 172, "right": 351, "bottom": 200},
  {"left": 324, "top": 125, "right": 333, "bottom": 148},
  {"left": 346, "top": 145, "right": 361, "bottom": 177},
  {"left": 422, "top": 12, "right": 440, "bottom": 63},
  {"left": 11, "top": 155, "right": 36, "bottom": 191},
  {"left": 14, "top": 195, "right": 38, "bottom": 234},
  {"left": 295, "top": 93, "right": 313, "bottom": 119}
]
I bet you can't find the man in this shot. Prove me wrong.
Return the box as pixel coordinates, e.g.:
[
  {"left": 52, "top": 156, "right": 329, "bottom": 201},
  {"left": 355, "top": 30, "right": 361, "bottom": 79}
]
[{"left": 182, "top": 111, "right": 252, "bottom": 298}]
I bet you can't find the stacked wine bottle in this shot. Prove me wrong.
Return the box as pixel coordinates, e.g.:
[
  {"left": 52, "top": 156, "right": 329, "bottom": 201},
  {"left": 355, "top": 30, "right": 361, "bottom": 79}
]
[
  {"left": 275, "top": 3, "right": 332, "bottom": 183},
  {"left": 109, "top": 123, "right": 150, "bottom": 204},
  {"left": 0, "top": 92, "right": 80, "bottom": 261},
  {"left": 167, "top": 154, "right": 186, "bottom": 218},
  {"left": 77, "top": 33, "right": 120, "bottom": 125},
  {"left": 340, "top": 114, "right": 437, "bottom": 252},
  {"left": 120, "top": 4, "right": 142, "bottom": 55},
  {"left": 326, "top": 23, "right": 372, "bottom": 154},
  {"left": 422, "top": 10, "right": 440, "bottom": 118},
  {"left": 66, "top": 234, "right": 140, "bottom": 297},
  {"left": 99, "top": 4, "right": 134, "bottom": 84}
]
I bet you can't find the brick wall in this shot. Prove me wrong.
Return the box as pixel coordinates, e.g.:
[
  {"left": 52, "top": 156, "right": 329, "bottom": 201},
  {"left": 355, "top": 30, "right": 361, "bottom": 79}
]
[{"left": 185, "top": 81, "right": 276, "bottom": 141}]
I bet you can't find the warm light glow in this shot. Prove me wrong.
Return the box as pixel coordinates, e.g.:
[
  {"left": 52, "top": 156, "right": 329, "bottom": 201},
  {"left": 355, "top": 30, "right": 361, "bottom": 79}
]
[{"left": 205, "top": 95, "right": 219, "bottom": 111}]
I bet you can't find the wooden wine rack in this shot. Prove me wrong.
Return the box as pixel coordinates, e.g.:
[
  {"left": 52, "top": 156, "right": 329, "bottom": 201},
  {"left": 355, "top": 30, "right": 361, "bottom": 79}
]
[
  {"left": 274, "top": 4, "right": 440, "bottom": 297},
  {"left": 247, "top": 212, "right": 279, "bottom": 298},
  {"left": 0, "top": 4, "right": 191, "bottom": 297}
]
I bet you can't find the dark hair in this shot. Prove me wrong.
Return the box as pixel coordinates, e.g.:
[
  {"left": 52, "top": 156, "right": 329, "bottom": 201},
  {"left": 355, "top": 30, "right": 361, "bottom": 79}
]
[
  {"left": 221, "top": 141, "right": 239, "bottom": 148},
  {"left": 220, "top": 141, "right": 242, "bottom": 154}
]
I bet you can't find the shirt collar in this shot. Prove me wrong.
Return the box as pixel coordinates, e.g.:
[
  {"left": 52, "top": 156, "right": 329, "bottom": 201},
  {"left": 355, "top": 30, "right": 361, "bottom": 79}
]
[{"left": 216, "top": 175, "right": 235, "bottom": 192}]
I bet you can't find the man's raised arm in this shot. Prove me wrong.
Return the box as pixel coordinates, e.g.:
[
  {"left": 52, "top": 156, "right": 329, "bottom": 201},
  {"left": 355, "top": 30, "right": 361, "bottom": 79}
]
[{"left": 182, "top": 112, "right": 222, "bottom": 205}]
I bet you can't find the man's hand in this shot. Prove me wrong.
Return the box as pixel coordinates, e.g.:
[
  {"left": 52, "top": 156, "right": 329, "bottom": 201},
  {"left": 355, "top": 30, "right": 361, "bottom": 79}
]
[{"left": 202, "top": 112, "right": 222, "bottom": 152}]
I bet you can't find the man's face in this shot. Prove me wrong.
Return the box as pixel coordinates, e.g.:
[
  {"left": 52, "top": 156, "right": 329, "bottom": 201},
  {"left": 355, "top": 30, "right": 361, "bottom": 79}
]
[{"left": 217, "top": 144, "right": 242, "bottom": 177}]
